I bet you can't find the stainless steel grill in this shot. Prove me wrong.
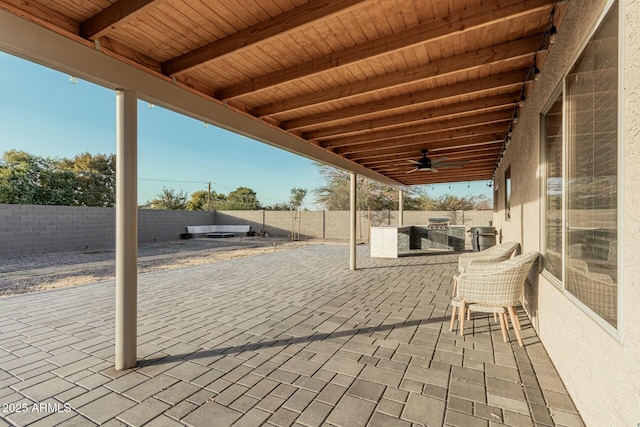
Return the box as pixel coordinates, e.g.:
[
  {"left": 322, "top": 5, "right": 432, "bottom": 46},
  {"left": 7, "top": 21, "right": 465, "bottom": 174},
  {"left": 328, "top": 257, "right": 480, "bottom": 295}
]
[{"left": 427, "top": 217, "right": 449, "bottom": 246}]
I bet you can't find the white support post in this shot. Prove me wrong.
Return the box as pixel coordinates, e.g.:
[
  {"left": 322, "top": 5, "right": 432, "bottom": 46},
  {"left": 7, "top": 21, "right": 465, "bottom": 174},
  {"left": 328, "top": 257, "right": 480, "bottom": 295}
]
[
  {"left": 350, "top": 173, "right": 357, "bottom": 271},
  {"left": 398, "top": 190, "right": 404, "bottom": 226},
  {"left": 115, "top": 89, "right": 138, "bottom": 370}
]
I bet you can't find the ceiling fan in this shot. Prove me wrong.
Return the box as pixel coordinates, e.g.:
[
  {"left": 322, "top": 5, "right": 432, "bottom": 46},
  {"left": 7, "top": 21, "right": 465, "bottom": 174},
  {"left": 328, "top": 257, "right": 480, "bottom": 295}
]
[{"left": 407, "top": 149, "right": 468, "bottom": 173}]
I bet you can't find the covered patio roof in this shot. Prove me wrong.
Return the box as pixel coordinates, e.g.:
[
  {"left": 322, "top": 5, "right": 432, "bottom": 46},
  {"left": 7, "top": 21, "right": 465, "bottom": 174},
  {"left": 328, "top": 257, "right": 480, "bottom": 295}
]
[{"left": 0, "top": 0, "right": 566, "bottom": 187}]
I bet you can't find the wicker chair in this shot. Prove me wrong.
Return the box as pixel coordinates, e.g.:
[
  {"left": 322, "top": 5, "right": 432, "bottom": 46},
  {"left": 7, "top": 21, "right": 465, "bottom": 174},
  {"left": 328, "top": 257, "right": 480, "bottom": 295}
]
[
  {"left": 457, "top": 241, "right": 520, "bottom": 273},
  {"left": 544, "top": 250, "right": 616, "bottom": 325},
  {"left": 544, "top": 249, "right": 589, "bottom": 278},
  {"left": 566, "top": 266, "right": 617, "bottom": 326},
  {"left": 451, "top": 252, "right": 539, "bottom": 346},
  {"left": 451, "top": 241, "right": 520, "bottom": 308}
]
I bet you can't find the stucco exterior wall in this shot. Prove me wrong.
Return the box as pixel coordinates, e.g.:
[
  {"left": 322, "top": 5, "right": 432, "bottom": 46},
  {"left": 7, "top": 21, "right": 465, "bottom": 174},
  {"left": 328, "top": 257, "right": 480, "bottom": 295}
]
[{"left": 492, "top": 1, "right": 640, "bottom": 425}]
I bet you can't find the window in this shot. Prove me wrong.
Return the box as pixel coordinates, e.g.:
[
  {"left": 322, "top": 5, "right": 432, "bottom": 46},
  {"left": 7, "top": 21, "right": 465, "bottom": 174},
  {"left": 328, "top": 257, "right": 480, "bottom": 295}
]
[
  {"left": 542, "top": 92, "right": 563, "bottom": 282},
  {"left": 541, "top": 1, "right": 619, "bottom": 329},
  {"left": 505, "top": 166, "right": 511, "bottom": 221}
]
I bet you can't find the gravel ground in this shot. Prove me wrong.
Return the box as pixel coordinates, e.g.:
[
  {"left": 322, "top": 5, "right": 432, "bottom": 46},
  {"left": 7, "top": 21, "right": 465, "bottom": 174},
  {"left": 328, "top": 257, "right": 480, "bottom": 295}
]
[{"left": 0, "top": 237, "right": 337, "bottom": 297}]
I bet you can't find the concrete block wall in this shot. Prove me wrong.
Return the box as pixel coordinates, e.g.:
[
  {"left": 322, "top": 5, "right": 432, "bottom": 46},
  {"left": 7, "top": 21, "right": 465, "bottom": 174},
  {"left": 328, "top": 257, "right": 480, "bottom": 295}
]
[
  {"left": 138, "top": 209, "right": 214, "bottom": 244},
  {"left": 293, "top": 211, "right": 324, "bottom": 239},
  {"left": 0, "top": 204, "right": 493, "bottom": 256},
  {"left": 212, "top": 210, "right": 492, "bottom": 241},
  {"left": 325, "top": 211, "right": 362, "bottom": 240},
  {"left": 0, "top": 204, "right": 215, "bottom": 256},
  {"left": 263, "top": 210, "right": 324, "bottom": 239},
  {"left": 214, "top": 211, "right": 264, "bottom": 233},
  {"left": 215, "top": 210, "right": 339, "bottom": 239},
  {"left": 0, "top": 204, "right": 115, "bottom": 255}
]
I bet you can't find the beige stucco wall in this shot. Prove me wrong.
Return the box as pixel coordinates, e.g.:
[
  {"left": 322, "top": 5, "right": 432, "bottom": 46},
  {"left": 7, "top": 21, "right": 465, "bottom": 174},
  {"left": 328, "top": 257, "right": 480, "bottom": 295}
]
[{"left": 492, "top": 0, "right": 640, "bottom": 425}]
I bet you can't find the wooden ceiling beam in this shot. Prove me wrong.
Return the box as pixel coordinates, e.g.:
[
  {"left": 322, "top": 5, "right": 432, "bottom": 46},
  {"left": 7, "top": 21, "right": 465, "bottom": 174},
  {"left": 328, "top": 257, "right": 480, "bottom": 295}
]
[
  {"left": 351, "top": 145, "right": 503, "bottom": 164},
  {"left": 394, "top": 171, "right": 494, "bottom": 184},
  {"left": 334, "top": 123, "right": 507, "bottom": 155},
  {"left": 80, "top": 0, "right": 167, "bottom": 39},
  {"left": 371, "top": 155, "right": 498, "bottom": 175},
  {"left": 254, "top": 35, "right": 541, "bottom": 118},
  {"left": 372, "top": 150, "right": 502, "bottom": 169},
  {"left": 306, "top": 93, "right": 518, "bottom": 141},
  {"left": 323, "top": 110, "right": 512, "bottom": 149},
  {"left": 162, "top": 0, "right": 368, "bottom": 76},
  {"left": 216, "top": 0, "right": 555, "bottom": 100},
  {"left": 398, "top": 174, "right": 494, "bottom": 185},
  {"left": 389, "top": 168, "right": 494, "bottom": 180},
  {"left": 288, "top": 69, "right": 527, "bottom": 131},
  {"left": 347, "top": 135, "right": 504, "bottom": 162},
  {"left": 96, "top": 36, "right": 162, "bottom": 72},
  {"left": 362, "top": 147, "right": 502, "bottom": 168},
  {"left": 357, "top": 146, "right": 502, "bottom": 166},
  {"left": 0, "top": 0, "right": 79, "bottom": 34},
  {"left": 0, "top": 0, "right": 161, "bottom": 72}
]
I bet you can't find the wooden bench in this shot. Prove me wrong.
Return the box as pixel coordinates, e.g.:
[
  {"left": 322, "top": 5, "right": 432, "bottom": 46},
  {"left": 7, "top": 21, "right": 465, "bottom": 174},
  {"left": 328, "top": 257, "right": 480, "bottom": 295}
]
[{"left": 181, "top": 225, "right": 252, "bottom": 239}]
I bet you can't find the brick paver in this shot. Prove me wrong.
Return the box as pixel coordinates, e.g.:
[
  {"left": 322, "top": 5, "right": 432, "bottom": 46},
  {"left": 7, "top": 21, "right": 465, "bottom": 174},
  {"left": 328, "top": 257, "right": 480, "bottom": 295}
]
[{"left": 0, "top": 244, "right": 584, "bottom": 426}]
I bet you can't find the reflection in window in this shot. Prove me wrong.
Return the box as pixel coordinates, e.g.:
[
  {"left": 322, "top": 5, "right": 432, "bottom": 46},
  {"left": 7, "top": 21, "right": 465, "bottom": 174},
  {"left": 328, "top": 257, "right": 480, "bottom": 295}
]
[
  {"left": 505, "top": 166, "right": 511, "bottom": 221},
  {"left": 543, "top": 92, "right": 563, "bottom": 281},
  {"left": 565, "top": 1, "right": 618, "bottom": 327}
]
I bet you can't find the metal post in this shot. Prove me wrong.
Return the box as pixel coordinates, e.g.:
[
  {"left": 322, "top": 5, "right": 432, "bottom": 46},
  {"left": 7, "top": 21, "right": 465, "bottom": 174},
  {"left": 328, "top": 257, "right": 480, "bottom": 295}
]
[
  {"left": 350, "top": 173, "right": 357, "bottom": 270},
  {"left": 398, "top": 190, "right": 404, "bottom": 226},
  {"left": 207, "top": 182, "right": 211, "bottom": 211},
  {"left": 115, "top": 89, "right": 138, "bottom": 370}
]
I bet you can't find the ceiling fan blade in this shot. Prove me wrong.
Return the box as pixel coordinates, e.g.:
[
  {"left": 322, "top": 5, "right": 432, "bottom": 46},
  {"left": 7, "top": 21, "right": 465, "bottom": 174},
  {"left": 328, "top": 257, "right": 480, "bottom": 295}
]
[
  {"left": 430, "top": 167, "right": 439, "bottom": 172},
  {"left": 439, "top": 160, "right": 469, "bottom": 166},
  {"left": 438, "top": 165, "right": 464, "bottom": 169},
  {"left": 407, "top": 167, "right": 419, "bottom": 173},
  {"left": 431, "top": 156, "right": 449, "bottom": 165},
  {"left": 406, "top": 160, "right": 420, "bottom": 165}
]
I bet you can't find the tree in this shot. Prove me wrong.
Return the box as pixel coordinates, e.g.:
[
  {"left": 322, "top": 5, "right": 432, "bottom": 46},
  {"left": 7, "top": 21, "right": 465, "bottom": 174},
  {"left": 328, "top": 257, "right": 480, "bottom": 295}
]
[
  {"left": 420, "top": 194, "right": 492, "bottom": 211},
  {"left": 186, "top": 190, "right": 208, "bottom": 211},
  {"left": 0, "top": 150, "right": 116, "bottom": 207},
  {"left": 219, "top": 187, "right": 261, "bottom": 210},
  {"left": 289, "top": 187, "right": 307, "bottom": 210},
  {"left": 145, "top": 187, "right": 188, "bottom": 210},
  {"left": 264, "top": 202, "right": 291, "bottom": 211},
  {"left": 403, "top": 189, "right": 427, "bottom": 211},
  {"left": 58, "top": 152, "right": 115, "bottom": 207},
  {"left": 0, "top": 150, "right": 77, "bottom": 206},
  {"left": 289, "top": 187, "right": 308, "bottom": 240},
  {"left": 313, "top": 163, "right": 401, "bottom": 211},
  {"left": 0, "top": 150, "right": 44, "bottom": 204},
  {"left": 312, "top": 163, "right": 492, "bottom": 211}
]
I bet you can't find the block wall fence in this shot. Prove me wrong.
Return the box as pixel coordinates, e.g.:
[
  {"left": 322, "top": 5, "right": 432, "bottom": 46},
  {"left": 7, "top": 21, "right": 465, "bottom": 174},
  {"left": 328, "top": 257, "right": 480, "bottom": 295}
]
[{"left": 0, "top": 204, "right": 492, "bottom": 255}]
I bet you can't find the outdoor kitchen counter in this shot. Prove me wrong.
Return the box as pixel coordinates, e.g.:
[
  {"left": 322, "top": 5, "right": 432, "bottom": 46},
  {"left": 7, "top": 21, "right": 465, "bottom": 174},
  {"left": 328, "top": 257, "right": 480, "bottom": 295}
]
[
  {"left": 370, "top": 224, "right": 465, "bottom": 258},
  {"left": 369, "top": 225, "right": 413, "bottom": 258}
]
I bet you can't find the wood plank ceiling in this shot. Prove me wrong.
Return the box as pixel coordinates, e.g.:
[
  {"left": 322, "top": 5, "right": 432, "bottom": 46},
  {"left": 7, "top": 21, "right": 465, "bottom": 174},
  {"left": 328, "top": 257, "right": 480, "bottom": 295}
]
[{"left": 0, "top": 0, "right": 567, "bottom": 186}]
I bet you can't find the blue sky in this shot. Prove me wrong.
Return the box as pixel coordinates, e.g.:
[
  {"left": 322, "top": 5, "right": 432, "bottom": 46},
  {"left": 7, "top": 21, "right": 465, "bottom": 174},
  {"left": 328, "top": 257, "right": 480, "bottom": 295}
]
[{"left": 0, "top": 52, "right": 493, "bottom": 208}]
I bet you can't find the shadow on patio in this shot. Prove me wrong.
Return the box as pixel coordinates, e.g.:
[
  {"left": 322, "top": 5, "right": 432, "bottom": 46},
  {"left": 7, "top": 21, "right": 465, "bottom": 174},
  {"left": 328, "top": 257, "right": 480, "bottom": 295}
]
[{"left": 0, "top": 244, "right": 584, "bottom": 426}]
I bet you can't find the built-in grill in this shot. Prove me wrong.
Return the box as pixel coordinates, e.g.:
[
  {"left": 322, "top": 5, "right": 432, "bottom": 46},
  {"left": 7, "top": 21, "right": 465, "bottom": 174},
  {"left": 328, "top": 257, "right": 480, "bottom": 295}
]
[{"left": 427, "top": 217, "right": 450, "bottom": 247}]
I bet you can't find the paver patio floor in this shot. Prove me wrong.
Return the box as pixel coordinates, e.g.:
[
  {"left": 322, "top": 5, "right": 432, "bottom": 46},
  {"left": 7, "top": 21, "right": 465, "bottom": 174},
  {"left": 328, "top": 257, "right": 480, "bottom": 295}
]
[{"left": 0, "top": 244, "right": 584, "bottom": 426}]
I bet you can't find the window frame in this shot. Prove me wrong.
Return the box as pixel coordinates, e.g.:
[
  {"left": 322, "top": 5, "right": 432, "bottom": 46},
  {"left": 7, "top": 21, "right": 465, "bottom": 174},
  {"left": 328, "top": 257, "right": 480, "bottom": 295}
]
[
  {"left": 539, "top": 0, "right": 623, "bottom": 338},
  {"left": 540, "top": 85, "right": 564, "bottom": 288},
  {"left": 504, "top": 166, "right": 511, "bottom": 221}
]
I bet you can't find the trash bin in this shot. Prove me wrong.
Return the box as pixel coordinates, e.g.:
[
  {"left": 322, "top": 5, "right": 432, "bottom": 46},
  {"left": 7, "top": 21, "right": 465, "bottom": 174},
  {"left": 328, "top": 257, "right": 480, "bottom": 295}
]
[
  {"left": 468, "top": 226, "right": 497, "bottom": 251},
  {"left": 468, "top": 227, "right": 480, "bottom": 252}
]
